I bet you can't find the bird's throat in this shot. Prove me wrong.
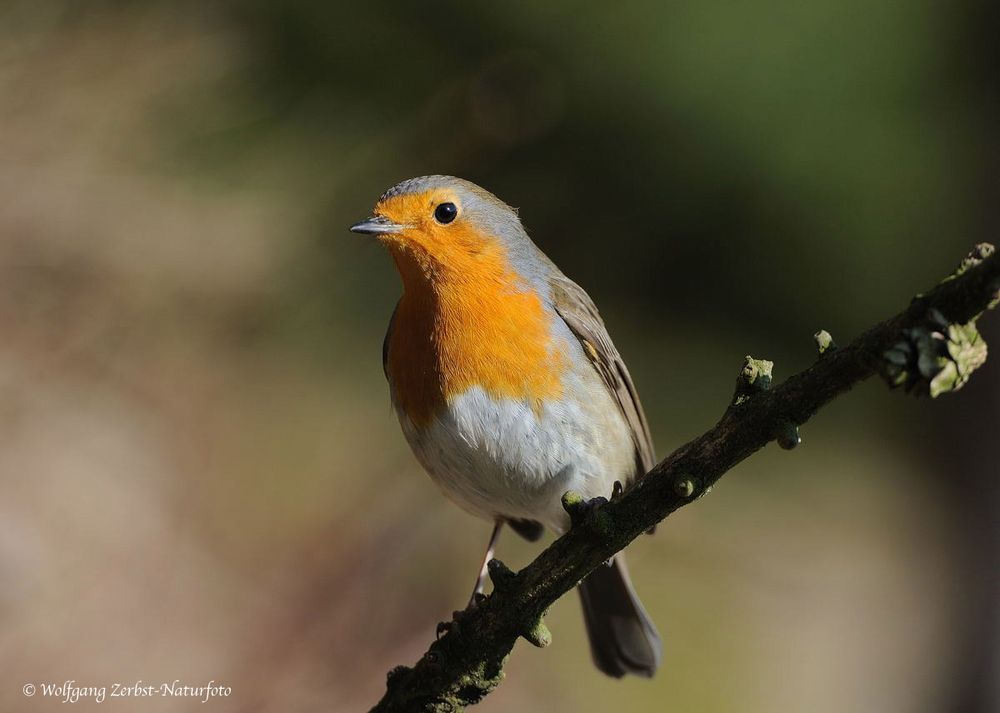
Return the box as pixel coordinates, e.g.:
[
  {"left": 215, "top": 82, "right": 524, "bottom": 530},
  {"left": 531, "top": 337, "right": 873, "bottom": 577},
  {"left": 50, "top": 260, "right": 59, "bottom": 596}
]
[{"left": 385, "top": 243, "right": 565, "bottom": 426}]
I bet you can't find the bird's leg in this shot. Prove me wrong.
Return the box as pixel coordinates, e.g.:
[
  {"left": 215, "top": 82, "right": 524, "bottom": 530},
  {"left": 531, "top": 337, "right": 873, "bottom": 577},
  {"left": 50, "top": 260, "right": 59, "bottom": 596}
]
[
  {"left": 468, "top": 520, "right": 503, "bottom": 608},
  {"left": 438, "top": 521, "right": 506, "bottom": 636}
]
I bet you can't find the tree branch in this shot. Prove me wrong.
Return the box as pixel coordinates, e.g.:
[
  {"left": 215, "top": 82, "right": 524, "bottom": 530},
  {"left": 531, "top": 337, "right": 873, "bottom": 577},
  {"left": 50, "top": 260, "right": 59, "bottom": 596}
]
[{"left": 371, "top": 244, "right": 1000, "bottom": 713}]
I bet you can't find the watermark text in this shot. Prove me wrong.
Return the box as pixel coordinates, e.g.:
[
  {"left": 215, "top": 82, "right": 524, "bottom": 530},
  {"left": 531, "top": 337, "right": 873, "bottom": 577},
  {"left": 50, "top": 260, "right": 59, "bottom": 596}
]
[{"left": 22, "top": 680, "right": 232, "bottom": 704}]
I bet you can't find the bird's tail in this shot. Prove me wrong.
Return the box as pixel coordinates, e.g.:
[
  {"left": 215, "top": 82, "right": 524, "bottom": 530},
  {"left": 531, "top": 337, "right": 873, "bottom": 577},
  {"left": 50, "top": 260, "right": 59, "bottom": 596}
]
[{"left": 577, "top": 555, "right": 662, "bottom": 678}]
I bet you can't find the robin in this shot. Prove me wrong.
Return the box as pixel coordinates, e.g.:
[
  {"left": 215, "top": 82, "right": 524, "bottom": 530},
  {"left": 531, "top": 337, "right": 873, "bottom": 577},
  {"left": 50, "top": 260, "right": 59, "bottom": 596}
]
[{"left": 350, "top": 176, "right": 662, "bottom": 678}]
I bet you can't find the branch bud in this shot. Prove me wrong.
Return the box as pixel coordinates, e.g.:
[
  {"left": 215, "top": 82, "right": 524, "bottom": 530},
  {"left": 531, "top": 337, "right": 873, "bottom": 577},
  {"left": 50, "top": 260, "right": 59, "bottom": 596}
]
[
  {"left": 732, "top": 356, "right": 774, "bottom": 406},
  {"left": 522, "top": 617, "right": 552, "bottom": 648},
  {"left": 813, "top": 330, "right": 836, "bottom": 355},
  {"left": 673, "top": 475, "right": 696, "bottom": 498},
  {"left": 775, "top": 421, "right": 801, "bottom": 450},
  {"left": 561, "top": 490, "right": 589, "bottom": 529}
]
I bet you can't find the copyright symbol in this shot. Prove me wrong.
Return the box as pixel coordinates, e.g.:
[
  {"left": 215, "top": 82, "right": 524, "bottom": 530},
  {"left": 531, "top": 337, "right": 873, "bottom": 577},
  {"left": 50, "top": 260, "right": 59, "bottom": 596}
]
[{"left": 23, "top": 683, "right": 36, "bottom": 697}]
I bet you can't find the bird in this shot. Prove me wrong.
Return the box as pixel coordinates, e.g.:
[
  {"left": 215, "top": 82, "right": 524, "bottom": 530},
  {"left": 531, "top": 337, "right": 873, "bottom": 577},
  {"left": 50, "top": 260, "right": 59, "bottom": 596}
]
[{"left": 350, "top": 175, "right": 662, "bottom": 678}]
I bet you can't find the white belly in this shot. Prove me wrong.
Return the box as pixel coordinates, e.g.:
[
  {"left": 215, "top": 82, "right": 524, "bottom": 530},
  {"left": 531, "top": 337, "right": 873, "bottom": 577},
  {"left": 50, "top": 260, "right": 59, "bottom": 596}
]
[{"left": 397, "top": 378, "right": 635, "bottom": 532}]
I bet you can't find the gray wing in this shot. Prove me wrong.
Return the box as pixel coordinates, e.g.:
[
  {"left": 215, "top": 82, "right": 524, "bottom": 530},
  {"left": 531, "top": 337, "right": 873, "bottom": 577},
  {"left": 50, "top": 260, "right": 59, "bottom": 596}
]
[{"left": 549, "top": 273, "right": 655, "bottom": 480}]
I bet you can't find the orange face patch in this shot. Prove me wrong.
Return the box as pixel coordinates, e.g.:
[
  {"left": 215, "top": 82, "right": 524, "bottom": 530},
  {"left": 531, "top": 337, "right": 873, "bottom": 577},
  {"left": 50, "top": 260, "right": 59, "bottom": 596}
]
[
  {"left": 379, "top": 191, "right": 565, "bottom": 425},
  {"left": 375, "top": 189, "right": 480, "bottom": 276}
]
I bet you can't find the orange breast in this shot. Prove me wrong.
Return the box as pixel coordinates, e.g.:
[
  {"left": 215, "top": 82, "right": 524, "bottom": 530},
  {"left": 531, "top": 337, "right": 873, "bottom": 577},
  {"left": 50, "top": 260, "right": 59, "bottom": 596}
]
[{"left": 385, "top": 239, "right": 565, "bottom": 426}]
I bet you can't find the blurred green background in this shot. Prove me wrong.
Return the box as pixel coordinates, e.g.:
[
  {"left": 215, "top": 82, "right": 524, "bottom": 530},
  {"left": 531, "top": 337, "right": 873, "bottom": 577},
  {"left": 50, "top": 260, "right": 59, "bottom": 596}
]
[{"left": 1, "top": 1, "right": 997, "bottom": 711}]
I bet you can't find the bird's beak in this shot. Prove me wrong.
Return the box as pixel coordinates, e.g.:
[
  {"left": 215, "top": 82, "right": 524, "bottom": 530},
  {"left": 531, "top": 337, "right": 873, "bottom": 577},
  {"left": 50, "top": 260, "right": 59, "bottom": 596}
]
[{"left": 349, "top": 216, "right": 406, "bottom": 235}]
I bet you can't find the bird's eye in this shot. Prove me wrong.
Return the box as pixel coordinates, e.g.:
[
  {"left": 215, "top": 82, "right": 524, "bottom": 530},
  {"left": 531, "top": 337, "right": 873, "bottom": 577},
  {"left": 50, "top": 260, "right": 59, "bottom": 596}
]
[{"left": 434, "top": 202, "right": 458, "bottom": 224}]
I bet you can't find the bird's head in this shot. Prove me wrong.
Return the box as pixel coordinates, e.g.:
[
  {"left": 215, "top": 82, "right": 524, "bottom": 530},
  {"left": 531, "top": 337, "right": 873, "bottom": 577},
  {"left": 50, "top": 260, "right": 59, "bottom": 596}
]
[{"left": 350, "top": 176, "right": 533, "bottom": 287}]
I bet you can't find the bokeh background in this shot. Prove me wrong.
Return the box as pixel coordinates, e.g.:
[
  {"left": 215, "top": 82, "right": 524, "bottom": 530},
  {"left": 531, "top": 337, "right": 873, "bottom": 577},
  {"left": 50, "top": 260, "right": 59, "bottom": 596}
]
[{"left": 1, "top": 1, "right": 998, "bottom": 712}]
